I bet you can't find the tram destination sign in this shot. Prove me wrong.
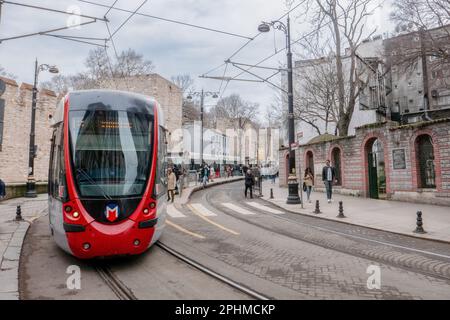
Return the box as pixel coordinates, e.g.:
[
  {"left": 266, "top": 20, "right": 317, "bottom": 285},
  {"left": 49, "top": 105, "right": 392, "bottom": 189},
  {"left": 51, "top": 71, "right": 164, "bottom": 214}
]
[{"left": 393, "top": 149, "right": 406, "bottom": 170}]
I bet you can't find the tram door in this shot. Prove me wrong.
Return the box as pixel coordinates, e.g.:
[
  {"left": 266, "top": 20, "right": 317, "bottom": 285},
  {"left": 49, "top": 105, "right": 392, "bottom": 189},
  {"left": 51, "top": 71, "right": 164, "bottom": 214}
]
[{"left": 368, "top": 152, "right": 379, "bottom": 199}]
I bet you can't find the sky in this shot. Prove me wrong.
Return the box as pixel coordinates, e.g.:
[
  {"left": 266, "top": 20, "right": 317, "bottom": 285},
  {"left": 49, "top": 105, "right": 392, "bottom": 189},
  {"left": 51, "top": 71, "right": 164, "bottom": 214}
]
[{"left": 0, "top": 0, "right": 394, "bottom": 120}]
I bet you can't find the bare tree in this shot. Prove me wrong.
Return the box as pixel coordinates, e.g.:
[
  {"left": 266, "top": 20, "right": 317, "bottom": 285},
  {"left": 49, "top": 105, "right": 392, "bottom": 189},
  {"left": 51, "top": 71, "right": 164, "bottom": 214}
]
[
  {"left": 390, "top": 0, "right": 450, "bottom": 67},
  {"left": 294, "top": 57, "right": 340, "bottom": 135},
  {"left": 42, "top": 48, "right": 155, "bottom": 94},
  {"left": 0, "top": 65, "right": 15, "bottom": 79},
  {"left": 171, "top": 74, "right": 195, "bottom": 93},
  {"left": 301, "top": 0, "right": 380, "bottom": 136}
]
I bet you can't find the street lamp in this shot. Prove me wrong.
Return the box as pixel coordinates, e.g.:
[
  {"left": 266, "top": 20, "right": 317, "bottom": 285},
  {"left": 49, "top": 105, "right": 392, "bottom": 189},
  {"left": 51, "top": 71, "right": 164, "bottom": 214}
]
[
  {"left": 187, "top": 90, "right": 219, "bottom": 166},
  {"left": 258, "top": 17, "right": 301, "bottom": 205},
  {"left": 25, "top": 59, "right": 59, "bottom": 198}
]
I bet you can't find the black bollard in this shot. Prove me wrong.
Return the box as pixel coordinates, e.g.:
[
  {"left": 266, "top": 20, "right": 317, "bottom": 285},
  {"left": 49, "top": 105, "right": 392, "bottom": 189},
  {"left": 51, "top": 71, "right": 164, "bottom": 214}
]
[
  {"left": 313, "top": 200, "right": 321, "bottom": 214},
  {"left": 15, "top": 205, "right": 23, "bottom": 221},
  {"left": 414, "top": 211, "right": 427, "bottom": 234},
  {"left": 337, "top": 201, "right": 346, "bottom": 218},
  {"left": 270, "top": 189, "right": 274, "bottom": 199}
]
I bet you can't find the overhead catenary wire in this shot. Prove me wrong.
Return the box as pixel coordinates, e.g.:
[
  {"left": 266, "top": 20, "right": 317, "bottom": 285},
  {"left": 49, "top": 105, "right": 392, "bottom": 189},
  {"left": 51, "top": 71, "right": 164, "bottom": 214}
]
[
  {"left": 77, "top": 0, "right": 253, "bottom": 40},
  {"left": 109, "top": 0, "right": 148, "bottom": 39},
  {"left": 202, "top": 0, "right": 306, "bottom": 77}
]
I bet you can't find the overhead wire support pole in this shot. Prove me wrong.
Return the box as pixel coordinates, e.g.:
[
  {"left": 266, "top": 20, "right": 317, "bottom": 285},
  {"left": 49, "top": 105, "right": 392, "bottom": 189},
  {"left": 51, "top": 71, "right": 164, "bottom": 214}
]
[
  {"left": 0, "top": 20, "right": 97, "bottom": 43},
  {"left": 0, "top": 0, "right": 108, "bottom": 22},
  {"left": 199, "top": 75, "right": 264, "bottom": 83},
  {"left": 231, "top": 63, "right": 288, "bottom": 94},
  {"left": 43, "top": 34, "right": 108, "bottom": 47},
  {"left": 226, "top": 59, "right": 288, "bottom": 72}
]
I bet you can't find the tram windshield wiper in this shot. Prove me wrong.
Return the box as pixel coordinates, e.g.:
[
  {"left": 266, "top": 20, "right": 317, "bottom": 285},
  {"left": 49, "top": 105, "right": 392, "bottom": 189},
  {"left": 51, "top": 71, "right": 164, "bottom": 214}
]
[{"left": 76, "top": 168, "right": 112, "bottom": 200}]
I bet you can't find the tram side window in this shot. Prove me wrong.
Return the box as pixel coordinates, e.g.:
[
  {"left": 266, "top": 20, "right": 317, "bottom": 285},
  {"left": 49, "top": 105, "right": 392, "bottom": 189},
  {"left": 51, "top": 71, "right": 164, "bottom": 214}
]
[
  {"left": 50, "top": 125, "right": 66, "bottom": 200},
  {"left": 154, "top": 126, "right": 168, "bottom": 198},
  {"left": 48, "top": 130, "right": 57, "bottom": 195}
]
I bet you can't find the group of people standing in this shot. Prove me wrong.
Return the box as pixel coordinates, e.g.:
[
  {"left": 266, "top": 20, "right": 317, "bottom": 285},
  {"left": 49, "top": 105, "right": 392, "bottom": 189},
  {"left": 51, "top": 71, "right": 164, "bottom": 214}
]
[{"left": 302, "top": 160, "right": 337, "bottom": 204}]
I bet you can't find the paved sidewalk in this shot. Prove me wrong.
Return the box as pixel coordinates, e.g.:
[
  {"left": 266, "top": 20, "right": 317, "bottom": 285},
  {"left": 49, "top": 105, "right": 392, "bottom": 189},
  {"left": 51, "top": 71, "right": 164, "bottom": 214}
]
[
  {"left": 261, "top": 180, "right": 450, "bottom": 243},
  {"left": 175, "top": 176, "right": 244, "bottom": 205},
  {"left": 0, "top": 195, "right": 48, "bottom": 300}
]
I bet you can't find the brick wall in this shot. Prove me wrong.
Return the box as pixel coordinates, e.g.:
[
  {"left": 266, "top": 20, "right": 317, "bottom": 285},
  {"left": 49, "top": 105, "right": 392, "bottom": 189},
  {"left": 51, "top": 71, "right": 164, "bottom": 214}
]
[
  {"left": 0, "top": 77, "right": 57, "bottom": 184},
  {"left": 279, "top": 120, "right": 450, "bottom": 205}
]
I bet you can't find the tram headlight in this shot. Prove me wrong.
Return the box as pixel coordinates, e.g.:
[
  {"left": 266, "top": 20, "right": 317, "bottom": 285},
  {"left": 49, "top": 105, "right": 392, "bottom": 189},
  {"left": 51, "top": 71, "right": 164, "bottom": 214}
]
[
  {"left": 133, "top": 239, "right": 140, "bottom": 246},
  {"left": 64, "top": 206, "right": 72, "bottom": 213},
  {"left": 149, "top": 202, "right": 156, "bottom": 209},
  {"left": 72, "top": 211, "right": 80, "bottom": 218},
  {"left": 83, "top": 243, "right": 91, "bottom": 250},
  {"left": 143, "top": 208, "right": 149, "bottom": 215}
]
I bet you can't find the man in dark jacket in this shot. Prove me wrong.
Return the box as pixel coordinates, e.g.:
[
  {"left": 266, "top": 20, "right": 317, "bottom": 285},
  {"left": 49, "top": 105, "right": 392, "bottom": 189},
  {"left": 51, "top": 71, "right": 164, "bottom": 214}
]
[
  {"left": 322, "top": 160, "right": 336, "bottom": 203},
  {"left": 244, "top": 169, "right": 255, "bottom": 199},
  {"left": 0, "top": 179, "right": 6, "bottom": 200}
]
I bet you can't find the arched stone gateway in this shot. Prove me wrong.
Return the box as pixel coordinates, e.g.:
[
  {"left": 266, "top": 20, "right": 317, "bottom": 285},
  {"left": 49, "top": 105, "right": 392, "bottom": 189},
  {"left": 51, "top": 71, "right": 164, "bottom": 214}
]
[
  {"left": 415, "top": 134, "right": 436, "bottom": 189},
  {"left": 364, "top": 137, "right": 387, "bottom": 199},
  {"left": 331, "top": 147, "right": 343, "bottom": 186}
]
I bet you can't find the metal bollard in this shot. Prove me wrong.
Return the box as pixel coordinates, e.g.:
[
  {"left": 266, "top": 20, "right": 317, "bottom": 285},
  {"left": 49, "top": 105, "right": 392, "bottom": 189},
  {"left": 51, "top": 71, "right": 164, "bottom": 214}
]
[
  {"left": 15, "top": 205, "right": 23, "bottom": 221},
  {"left": 313, "top": 200, "right": 321, "bottom": 214},
  {"left": 414, "top": 211, "right": 427, "bottom": 234},
  {"left": 270, "top": 188, "right": 274, "bottom": 199},
  {"left": 337, "top": 201, "right": 346, "bottom": 218}
]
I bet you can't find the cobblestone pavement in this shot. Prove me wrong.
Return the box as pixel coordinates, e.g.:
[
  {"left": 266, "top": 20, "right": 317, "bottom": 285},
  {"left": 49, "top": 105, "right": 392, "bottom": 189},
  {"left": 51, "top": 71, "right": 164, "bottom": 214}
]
[
  {"left": 0, "top": 195, "right": 48, "bottom": 299},
  {"left": 161, "top": 182, "right": 450, "bottom": 299}
]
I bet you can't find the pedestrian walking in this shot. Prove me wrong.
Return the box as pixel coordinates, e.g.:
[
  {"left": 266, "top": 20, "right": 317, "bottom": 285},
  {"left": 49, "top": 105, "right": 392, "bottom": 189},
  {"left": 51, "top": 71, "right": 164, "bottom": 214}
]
[
  {"left": 303, "top": 168, "right": 314, "bottom": 203},
  {"left": 167, "top": 168, "right": 176, "bottom": 203},
  {"left": 244, "top": 169, "right": 255, "bottom": 199},
  {"left": 201, "top": 164, "right": 210, "bottom": 188},
  {"left": 0, "top": 178, "right": 6, "bottom": 200},
  {"left": 322, "top": 160, "right": 337, "bottom": 203}
]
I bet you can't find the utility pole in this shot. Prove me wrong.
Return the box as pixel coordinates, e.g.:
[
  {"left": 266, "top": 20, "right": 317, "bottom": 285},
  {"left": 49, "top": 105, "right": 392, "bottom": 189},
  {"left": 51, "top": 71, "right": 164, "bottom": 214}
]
[
  {"left": 25, "top": 60, "right": 59, "bottom": 198},
  {"left": 258, "top": 16, "right": 301, "bottom": 205},
  {"left": 187, "top": 90, "right": 219, "bottom": 167}
]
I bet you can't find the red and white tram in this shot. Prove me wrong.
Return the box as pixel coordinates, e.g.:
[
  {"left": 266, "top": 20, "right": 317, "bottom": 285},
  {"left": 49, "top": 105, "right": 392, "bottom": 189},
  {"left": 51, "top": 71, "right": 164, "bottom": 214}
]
[{"left": 48, "top": 90, "right": 167, "bottom": 259}]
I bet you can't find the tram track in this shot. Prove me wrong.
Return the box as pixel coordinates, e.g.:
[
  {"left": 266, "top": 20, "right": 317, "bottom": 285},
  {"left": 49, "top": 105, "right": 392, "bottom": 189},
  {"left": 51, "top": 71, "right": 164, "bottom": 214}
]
[
  {"left": 201, "top": 184, "right": 450, "bottom": 283},
  {"left": 94, "top": 264, "right": 138, "bottom": 300},
  {"left": 156, "top": 242, "right": 271, "bottom": 300}
]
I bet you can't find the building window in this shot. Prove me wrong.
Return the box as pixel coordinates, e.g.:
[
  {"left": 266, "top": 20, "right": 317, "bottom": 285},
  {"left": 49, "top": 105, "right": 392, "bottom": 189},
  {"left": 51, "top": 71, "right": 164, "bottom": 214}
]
[{"left": 416, "top": 135, "right": 436, "bottom": 189}]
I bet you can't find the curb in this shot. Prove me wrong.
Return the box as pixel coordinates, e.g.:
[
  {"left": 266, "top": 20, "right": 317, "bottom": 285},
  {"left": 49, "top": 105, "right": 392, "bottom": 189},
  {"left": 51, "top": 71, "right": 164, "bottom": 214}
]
[
  {"left": 0, "top": 221, "right": 30, "bottom": 300},
  {"left": 259, "top": 196, "right": 450, "bottom": 245},
  {"left": 178, "top": 177, "right": 245, "bottom": 205}
]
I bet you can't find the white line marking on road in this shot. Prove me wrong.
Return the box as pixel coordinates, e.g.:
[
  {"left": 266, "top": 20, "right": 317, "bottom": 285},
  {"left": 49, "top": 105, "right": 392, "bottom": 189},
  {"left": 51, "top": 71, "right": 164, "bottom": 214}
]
[
  {"left": 167, "top": 204, "right": 186, "bottom": 218},
  {"left": 222, "top": 203, "right": 256, "bottom": 215},
  {"left": 166, "top": 220, "right": 205, "bottom": 239},
  {"left": 190, "top": 203, "right": 217, "bottom": 217},
  {"left": 247, "top": 202, "right": 284, "bottom": 215}
]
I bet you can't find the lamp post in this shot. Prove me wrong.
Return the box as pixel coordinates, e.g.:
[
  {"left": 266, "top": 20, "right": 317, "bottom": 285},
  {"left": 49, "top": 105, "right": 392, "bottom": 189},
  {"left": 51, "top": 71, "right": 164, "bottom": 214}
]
[
  {"left": 25, "top": 59, "right": 59, "bottom": 198},
  {"left": 258, "top": 16, "right": 301, "bottom": 204},
  {"left": 187, "top": 90, "right": 219, "bottom": 167}
]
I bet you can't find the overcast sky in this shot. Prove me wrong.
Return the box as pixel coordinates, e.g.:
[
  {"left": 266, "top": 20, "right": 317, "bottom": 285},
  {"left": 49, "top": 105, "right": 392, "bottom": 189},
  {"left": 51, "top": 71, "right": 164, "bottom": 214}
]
[{"left": 0, "top": 0, "right": 394, "bottom": 120}]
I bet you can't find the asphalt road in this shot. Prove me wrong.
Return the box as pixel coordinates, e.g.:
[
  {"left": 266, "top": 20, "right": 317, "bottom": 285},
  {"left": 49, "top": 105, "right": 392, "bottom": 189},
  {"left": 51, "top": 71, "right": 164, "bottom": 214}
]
[{"left": 20, "top": 181, "right": 450, "bottom": 300}]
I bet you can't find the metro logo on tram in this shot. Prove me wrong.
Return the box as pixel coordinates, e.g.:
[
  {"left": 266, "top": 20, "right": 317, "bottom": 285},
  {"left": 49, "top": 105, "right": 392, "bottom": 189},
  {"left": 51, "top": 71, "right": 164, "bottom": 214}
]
[{"left": 105, "top": 204, "right": 119, "bottom": 222}]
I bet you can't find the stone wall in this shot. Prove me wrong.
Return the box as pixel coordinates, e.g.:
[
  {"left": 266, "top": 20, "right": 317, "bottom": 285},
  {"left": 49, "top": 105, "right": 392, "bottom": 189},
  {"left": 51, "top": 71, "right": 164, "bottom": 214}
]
[
  {"left": 279, "top": 120, "right": 450, "bottom": 206},
  {"left": 0, "top": 76, "right": 57, "bottom": 185}
]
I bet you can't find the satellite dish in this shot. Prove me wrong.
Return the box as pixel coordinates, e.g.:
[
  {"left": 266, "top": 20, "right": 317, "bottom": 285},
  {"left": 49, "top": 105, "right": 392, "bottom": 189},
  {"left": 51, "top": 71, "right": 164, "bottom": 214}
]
[{"left": 0, "top": 79, "right": 6, "bottom": 97}]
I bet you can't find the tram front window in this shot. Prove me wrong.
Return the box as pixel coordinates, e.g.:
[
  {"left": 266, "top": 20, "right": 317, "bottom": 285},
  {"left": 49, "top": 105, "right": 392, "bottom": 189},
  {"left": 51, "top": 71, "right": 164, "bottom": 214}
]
[{"left": 69, "top": 109, "right": 153, "bottom": 198}]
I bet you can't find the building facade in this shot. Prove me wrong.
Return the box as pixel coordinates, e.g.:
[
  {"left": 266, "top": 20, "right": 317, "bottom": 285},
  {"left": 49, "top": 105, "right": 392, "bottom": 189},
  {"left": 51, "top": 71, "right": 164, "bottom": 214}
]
[
  {"left": 0, "top": 76, "right": 58, "bottom": 195},
  {"left": 279, "top": 120, "right": 450, "bottom": 206}
]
